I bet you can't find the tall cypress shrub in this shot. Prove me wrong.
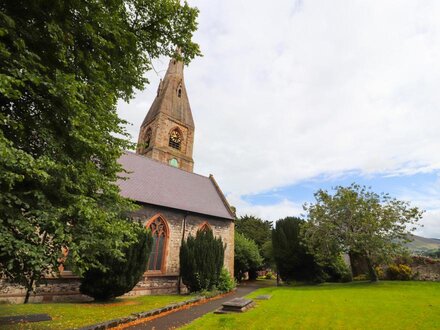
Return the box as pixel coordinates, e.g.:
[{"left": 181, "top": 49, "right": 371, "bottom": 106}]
[
  {"left": 272, "top": 217, "right": 325, "bottom": 282},
  {"left": 80, "top": 223, "right": 152, "bottom": 301},
  {"left": 180, "top": 228, "right": 224, "bottom": 292}
]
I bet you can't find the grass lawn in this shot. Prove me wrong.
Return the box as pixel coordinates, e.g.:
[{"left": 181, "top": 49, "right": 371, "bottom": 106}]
[
  {"left": 183, "top": 281, "right": 440, "bottom": 330},
  {"left": 0, "top": 294, "right": 189, "bottom": 329}
]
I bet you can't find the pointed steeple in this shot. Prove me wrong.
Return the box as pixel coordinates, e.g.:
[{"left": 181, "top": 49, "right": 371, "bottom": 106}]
[
  {"left": 136, "top": 55, "right": 195, "bottom": 172},
  {"left": 141, "top": 57, "right": 194, "bottom": 128}
]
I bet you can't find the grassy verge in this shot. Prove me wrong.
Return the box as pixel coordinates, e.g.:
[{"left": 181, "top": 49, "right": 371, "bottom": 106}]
[
  {"left": 0, "top": 294, "right": 189, "bottom": 329},
  {"left": 183, "top": 281, "right": 440, "bottom": 330}
]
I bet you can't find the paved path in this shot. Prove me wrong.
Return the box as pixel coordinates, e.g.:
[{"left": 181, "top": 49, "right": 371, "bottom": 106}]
[{"left": 125, "top": 281, "right": 271, "bottom": 330}]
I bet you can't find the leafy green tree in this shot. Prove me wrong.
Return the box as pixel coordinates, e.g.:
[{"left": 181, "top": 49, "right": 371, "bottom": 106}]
[
  {"left": 180, "top": 228, "right": 225, "bottom": 292},
  {"left": 0, "top": 0, "right": 200, "bottom": 302},
  {"left": 272, "top": 217, "right": 325, "bottom": 282},
  {"left": 303, "top": 184, "right": 423, "bottom": 282},
  {"left": 80, "top": 223, "right": 152, "bottom": 301},
  {"left": 235, "top": 215, "right": 272, "bottom": 250},
  {"left": 234, "top": 232, "right": 263, "bottom": 281}
]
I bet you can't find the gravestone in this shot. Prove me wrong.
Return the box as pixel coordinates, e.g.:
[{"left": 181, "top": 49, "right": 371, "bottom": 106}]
[{"left": 215, "top": 298, "right": 255, "bottom": 314}]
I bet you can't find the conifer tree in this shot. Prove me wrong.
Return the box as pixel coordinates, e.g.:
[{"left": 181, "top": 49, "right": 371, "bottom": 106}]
[
  {"left": 80, "top": 224, "right": 152, "bottom": 301},
  {"left": 180, "top": 228, "right": 224, "bottom": 292}
]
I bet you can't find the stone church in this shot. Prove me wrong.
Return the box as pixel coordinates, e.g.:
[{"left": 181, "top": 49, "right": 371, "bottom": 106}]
[
  {"left": 0, "top": 58, "right": 235, "bottom": 303},
  {"left": 118, "top": 57, "right": 235, "bottom": 296}
]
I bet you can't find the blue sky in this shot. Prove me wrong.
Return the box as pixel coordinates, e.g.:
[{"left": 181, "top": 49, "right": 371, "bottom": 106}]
[
  {"left": 118, "top": 1, "right": 440, "bottom": 238},
  {"left": 243, "top": 172, "right": 438, "bottom": 206}
]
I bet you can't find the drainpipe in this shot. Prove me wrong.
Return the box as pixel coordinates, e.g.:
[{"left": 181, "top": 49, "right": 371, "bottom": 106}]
[{"left": 178, "top": 213, "right": 188, "bottom": 294}]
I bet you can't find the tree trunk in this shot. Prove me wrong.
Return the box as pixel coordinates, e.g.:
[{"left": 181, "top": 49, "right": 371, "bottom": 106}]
[
  {"left": 24, "top": 278, "right": 34, "bottom": 304},
  {"left": 366, "top": 257, "right": 378, "bottom": 282}
]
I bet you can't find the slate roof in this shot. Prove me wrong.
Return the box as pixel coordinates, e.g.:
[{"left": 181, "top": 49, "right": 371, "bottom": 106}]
[{"left": 117, "top": 152, "right": 234, "bottom": 220}]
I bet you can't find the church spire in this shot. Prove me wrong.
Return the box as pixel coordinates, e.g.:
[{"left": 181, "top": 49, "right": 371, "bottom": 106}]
[{"left": 136, "top": 55, "right": 195, "bottom": 172}]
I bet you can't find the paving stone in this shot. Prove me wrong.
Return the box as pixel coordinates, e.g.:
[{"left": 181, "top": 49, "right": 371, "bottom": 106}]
[
  {"left": 255, "top": 295, "right": 272, "bottom": 300},
  {"left": 0, "top": 314, "right": 52, "bottom": 325}
]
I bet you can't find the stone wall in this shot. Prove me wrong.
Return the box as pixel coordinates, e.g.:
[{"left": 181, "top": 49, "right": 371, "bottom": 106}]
[
  {"left": 0, "top": 276, "right": 89, "bottom": 304},
  {"left": 139, "top": 113, "right": 195, "bottom": 172},
  {"left": 0, "top": 204, "right": 234, "bottom": 303},
  {"left": 131, "top": 203, "right": 235, "bottom": 277}
]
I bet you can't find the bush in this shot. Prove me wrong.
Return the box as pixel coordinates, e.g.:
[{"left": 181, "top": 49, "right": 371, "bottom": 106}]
[
  {"left": 234, "top": 233, "right": 263, "bottom": 281},
  {"left": 80, "top": 223, "right": 152, "bottom": 301},
  {"left": 411, "top": 255, "right": 439, "bottom": 265},
  {"left": 323, "top": 255, "right": 352, "bottom": 283},
  {"left": 217, "top": 267, "right": 236, "bottom": 292},
  {"left": 375, "top": 266, "right": 385, "bottom": 280},
  {"left": 265, "top": 271, "right": 275, "bottom": 280},
  {"left": 180, "top": 228, "right": 224, "bottom": 292},
  {"left": 272, "top": 217, "right": 325, "bottom": 282},
  {"left": 386, "top": 264, "right": 412, "bottom": 280}
]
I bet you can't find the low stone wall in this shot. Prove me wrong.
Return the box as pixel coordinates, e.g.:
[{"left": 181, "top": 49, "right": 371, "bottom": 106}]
[
  {"left": 411, "top": 262, "right": 440, "bottom": 281},
  {"left": 125, "top": 275, "right": 180, "bottom": 296},
  {"left": 0, "top": 274, "right": 180, "bottom": 304},
  {"left": 0, "top": 277, "right": 89, "bottom": 304}
]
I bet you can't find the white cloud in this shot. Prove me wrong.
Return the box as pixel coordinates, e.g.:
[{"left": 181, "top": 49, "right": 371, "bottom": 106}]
[
  {"left": 227, "top": 193, "right": 304, "bottom": 222},
  {"left": 117, "top": 0, "right": 440, "bottom": 237}
]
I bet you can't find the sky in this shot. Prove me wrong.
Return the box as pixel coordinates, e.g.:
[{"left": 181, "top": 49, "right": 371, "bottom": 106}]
[{"left": 117, "top": 0, "right": 440, "bottom": 238}]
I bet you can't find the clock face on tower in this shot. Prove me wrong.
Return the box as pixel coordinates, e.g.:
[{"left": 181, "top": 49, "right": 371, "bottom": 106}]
[{"left": 169, "top": 129, "right": 181, "bottom": 150}]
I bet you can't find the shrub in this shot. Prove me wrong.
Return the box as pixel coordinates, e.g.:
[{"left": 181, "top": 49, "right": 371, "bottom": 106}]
[
  {"left": 272, "top": 217, "right": 325, "bottom": 282},
  {"left": 323, "top": 255, "right": 352, "bottom": 283},
  {"left": 375, "top": 266, "right": 385, "bottom": 280},
  {"left": 234, "top": 232, "right": 263, "bottom": 281},
  {"left": 180, "top": 228, "right": 224, "bottom": 292},
  {"left": 80, "top": 224, "right": 152, "bottom": 301},
  {"left": 265, "top": 271, "right": 275, "bottom": 280},
  {"left": 386, "top": 264, "right": 412, "bottom": 280},
  {"left": 217, "top": 267, "right": 236, "bottom": 292},
  {"left": 411, "top": 255, "right": 439, "bottom": 265}
]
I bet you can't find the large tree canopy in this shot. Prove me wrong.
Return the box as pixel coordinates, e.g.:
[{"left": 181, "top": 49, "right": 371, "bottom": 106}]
[
  {"left": 303, "top": 184, "right": 423, "bottom": 281},
  {"left": 0, "top": 0, "right": 200, "bottom": 302}
]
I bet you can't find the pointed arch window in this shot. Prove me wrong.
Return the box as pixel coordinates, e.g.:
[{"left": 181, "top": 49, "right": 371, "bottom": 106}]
[
  {"left": 147, "top": 216, "right": 169, "bottom": 272},
  {"left": 177, "top": 83, "right": 182, "bottom": 98},
  {"left": 198, "top": 222, "right": 212, "bottom": 232},
  {"left": 144, "top": 128, "right": 152, "bottom": 149},
  {"left": 169, "top": 128, "right": 181, "bottom": 150}
]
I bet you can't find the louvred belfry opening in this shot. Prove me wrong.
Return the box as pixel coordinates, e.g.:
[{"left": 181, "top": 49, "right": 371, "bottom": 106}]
[{"left": 147, "top": 216, "right": 168, "bottom": 271}]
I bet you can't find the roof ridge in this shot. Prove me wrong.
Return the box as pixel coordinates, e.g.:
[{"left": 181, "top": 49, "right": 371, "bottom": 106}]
[
  {"left": 209, "top": 174, "right": 236, "bottom": 219},
  {"left": 123, "top": 150, "right": 210, "bottom": 180}
]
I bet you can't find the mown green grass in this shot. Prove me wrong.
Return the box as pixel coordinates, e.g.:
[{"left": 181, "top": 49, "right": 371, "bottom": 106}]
[
  {"left": 183, "top": 281, "right": 440, "bottom": 330},
  {"left": 0, "top": 294, "right": 189, "bottom": 329}
]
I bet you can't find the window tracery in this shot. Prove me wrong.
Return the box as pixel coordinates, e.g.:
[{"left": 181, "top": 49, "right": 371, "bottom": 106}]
[{"left": 147, "top": 216, "right": 169, "bottom": 272}]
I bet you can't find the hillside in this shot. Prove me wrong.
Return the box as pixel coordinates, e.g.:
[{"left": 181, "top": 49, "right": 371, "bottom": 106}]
[{"left": 406, "top": 234, "right": 440, "bottom": 252}]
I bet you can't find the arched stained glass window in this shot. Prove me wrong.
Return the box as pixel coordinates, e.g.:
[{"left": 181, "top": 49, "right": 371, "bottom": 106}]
[{"left": 147, "top": 216, "right": 168, "bottom": 272}]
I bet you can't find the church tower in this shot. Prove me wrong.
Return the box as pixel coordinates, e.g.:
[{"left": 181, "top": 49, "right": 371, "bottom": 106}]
[{"left": 136, "top": 56, "right": 195, "bottom": 172}]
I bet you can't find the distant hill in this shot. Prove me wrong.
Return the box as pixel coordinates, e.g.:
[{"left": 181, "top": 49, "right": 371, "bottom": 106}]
[{"left": 406, "top": 234, "right": 440, "bottom": 252}]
